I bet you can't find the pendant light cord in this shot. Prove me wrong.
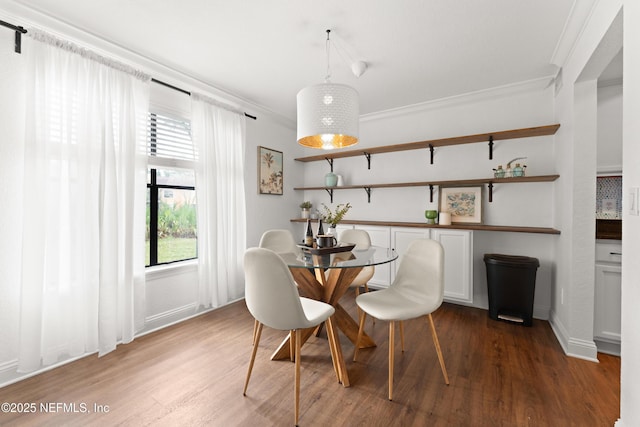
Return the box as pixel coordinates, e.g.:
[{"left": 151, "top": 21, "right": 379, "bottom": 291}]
[{"left": 325, "top": 29, "right": 331, "bottom": 82}]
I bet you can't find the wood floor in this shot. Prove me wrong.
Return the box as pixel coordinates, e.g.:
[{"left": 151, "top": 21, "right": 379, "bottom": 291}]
[{"left": 0, "top": 290, "right": 620, "bottom": 426}]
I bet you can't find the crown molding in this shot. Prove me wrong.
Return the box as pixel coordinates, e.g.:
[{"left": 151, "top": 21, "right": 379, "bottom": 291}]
[
  {"left": 550, "top": 0, "right": 600, "bottom": 69},
  {"left": 360, "top": 76, "right": 554, "bottom": 123}
]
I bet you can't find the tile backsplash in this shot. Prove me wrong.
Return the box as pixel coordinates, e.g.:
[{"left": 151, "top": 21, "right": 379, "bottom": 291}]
[{"left": 596, "top": 176, "right": 622, "bottom": 219}]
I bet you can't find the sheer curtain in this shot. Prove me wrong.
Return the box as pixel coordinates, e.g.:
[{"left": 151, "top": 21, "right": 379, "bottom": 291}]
[
  {"left": 191, "top": 94, "right": 247, "bottom": 308},
  {"left": 18, "top": 31, "right": 150, "bottom": 372}
]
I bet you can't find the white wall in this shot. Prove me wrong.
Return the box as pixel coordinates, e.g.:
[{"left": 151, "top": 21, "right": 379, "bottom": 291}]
[
  {"left": 621, "top": 1, "right": 640, "bottom": 424},
  {"left": 597, "top": 82, "right": 623, "bottom": 172},
  {"left": 551, "top": 0, "right": 640, "bottom": 424},
  {"left": 302, "top": 82, "right": 557, "bottom": 317},
  {"left": 245, "top": 115, "right": 302, "bottom": 248},
  {"left": 550, "top": 1, "right": 623, "bottom": 362}
]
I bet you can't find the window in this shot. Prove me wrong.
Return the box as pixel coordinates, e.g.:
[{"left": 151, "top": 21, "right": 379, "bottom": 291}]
[{"left": 146, "top": 112, "right": 197, "bottom": 266}]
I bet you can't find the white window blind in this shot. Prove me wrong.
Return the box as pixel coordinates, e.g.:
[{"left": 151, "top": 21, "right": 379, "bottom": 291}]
[{"left": 147, "top": 112, "right": 195, "bottom": 167}]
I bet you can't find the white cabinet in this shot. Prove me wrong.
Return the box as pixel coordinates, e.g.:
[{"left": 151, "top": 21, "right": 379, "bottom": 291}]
[
  {"left": 431, "top": 229, "right": 474, "bottom": 304},
  {"left": 390, "top": 227, "right": 473, "bottom": 304},
  {"left": 354, "top": 225, "right": 391, "bottom": 288},
  {"left": 594, "top": 241, "right": 622, "bottom": 355},
  {"left": 391, "top": 227, "right": 431, "bottom": 259}
]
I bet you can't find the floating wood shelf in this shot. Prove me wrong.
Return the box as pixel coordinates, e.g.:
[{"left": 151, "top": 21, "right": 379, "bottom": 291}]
[
  {"left": 294, "top": 174, "right": 560, "bottom": 203},
  {"left": 294, "top": 124, "right": 560, "bottom": 165},
  {"left": 290, "top": 218, "right": 561, "bottom": 235}
]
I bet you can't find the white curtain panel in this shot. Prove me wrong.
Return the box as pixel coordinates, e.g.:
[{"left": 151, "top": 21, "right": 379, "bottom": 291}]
[
  {"left": 18, "top": 32, "right": 150, "bottom": 372},
  {"left": 191, "top": 94, "right": 247, "bottom": 308}
]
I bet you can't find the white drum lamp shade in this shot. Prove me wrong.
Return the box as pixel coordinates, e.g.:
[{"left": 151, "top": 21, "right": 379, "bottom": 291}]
[{"left": 297, "top": 82, "right": 359, "bottom": 149}]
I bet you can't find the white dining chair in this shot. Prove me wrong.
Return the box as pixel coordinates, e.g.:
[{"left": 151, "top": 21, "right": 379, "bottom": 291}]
[
  {"left": 338, "top": 229, "right": 375, "bottom": 296},
  {"left": 243, "top": 247, "right": 336, "bottom": 426},
  {"left": 258, "top": 229, "right": 300, "bottom": 255},
  {"left": 353, "top": 238, "right": 449, "bottom": 401}
]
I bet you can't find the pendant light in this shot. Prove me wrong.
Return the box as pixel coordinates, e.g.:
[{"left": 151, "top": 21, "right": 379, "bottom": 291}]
[{"left": 297, "top": 30, "right": 359, "bottom": 149}]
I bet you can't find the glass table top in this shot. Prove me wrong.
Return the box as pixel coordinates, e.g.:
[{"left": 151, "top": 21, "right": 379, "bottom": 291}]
[{"left": 279, "top": 246, "right": 398, "bottom": 269}]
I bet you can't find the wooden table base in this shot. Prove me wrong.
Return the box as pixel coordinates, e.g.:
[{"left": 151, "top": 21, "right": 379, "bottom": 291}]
[{"left": 270, "top": 263, "right": 377, "bottom": 387}]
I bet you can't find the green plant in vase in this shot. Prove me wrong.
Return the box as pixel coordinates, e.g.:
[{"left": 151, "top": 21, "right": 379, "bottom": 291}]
[
  {"left": 300, "top": 201, "right": 312, "bottom": 219},
  {"left": 321, "top": 203, "right": 352, "bottom": 233}
]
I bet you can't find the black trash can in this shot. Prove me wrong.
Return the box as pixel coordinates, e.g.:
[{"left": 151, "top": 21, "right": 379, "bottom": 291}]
[{"left": 483, "top": 254, "right": 540, "bottom": 326}]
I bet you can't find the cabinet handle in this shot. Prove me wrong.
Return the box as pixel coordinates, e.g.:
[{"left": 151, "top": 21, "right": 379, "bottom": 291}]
[{"left": 610, "top": 252, "right": 622, "bottom": 255}]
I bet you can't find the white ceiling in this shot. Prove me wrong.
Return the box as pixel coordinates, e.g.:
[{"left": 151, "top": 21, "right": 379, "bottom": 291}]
[{"left": 10, "top": 0, "right": 585, "bottom": 121}]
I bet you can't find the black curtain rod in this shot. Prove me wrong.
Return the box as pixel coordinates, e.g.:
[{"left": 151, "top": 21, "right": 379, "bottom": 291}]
[
  {"left": 151, "top": 78, "right": 257, "bottom": 120},
  {"left": 0, "top": 27, "right": 257, "bottom": 120},
  {"left": 0, "top": 19, "right": 27, "bottom": 54}
]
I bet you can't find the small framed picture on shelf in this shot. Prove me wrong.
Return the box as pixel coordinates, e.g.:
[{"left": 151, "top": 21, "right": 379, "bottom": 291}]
[
  {"left": 439, "top": 186, "right": 483, "bottom": 224},
  {"left": 258, "top": 146, "right": 283, "bottom": 195}
]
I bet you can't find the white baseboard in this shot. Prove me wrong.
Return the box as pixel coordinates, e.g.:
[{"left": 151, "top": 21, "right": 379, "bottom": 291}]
[
  {"left": 594, "top": 339, "right": 621, "bottom": 357},
  {"left": 549, "top": 309, "right": 599, "bottom": 362}
]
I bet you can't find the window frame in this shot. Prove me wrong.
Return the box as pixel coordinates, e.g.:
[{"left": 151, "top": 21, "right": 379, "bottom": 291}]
[{"left": 146, "top": 110, "right": 197, "bottom": 267}]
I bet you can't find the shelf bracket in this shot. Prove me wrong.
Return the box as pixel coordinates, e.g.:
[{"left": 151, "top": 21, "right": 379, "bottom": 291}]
[
  {"left": 325, "top": 158, "right": 334, "bottom": 172},
  {"left": 429, "top": 184, "right": 434, "bottom": 203},
  {"left": 325, "top": 188, "right": 334, "bottom": 203},
  {"left": 363, "top": 152, "right": 371, "bottom": 169},
  {"left": 488, "top": 136, "right": 494, "bottom": 160},
  {"left": 364, "top": 187, "right": 372, "bottom": 203},
  {"left": 429, "top": 144, "right": 434, "bottom": 164},
  {"left": 488, "top": 183, "right": 494, "bottom": 202}
]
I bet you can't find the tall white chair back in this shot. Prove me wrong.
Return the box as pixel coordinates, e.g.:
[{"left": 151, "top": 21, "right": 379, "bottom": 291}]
[
  {"left": 391, "top": 238, "right": 444, "bottom": 315},
  {"left": 338, "top": 228, "right": 371, "bottom": 250},
  {"left": 338, "top": 229, "right": 375, "bottom": 292},
  {"left": 244, "top": 247, "right": 331, "bottom": 330},
  {"left": 258, "top": 229, "right": 299, "bottom": 255}
]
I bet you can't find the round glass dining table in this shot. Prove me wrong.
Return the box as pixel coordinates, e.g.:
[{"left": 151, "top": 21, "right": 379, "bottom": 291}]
[{"left": 273, "top": 246, "right": 398, "bottom": 387}]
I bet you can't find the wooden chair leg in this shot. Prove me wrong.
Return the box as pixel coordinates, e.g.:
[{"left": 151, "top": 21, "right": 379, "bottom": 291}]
[
  {"left": 361, "top": 284, "right": 375, "bottom": 324},
  {"left": 353, "top": 310, "right": 367, "bottom": 362},
  {"left": 354, "top": 287, "right": 364, "bottom": 320},
  {"left": 389, "top": 320, "right": 395, "bottom": 401},
  {"left": 244, "top": 321, "right": 263, "bottom": 395},
  {"left": 294, "top": 329, "right": 301, "bottom": 426},
  {"left": 399, "top": 320, "right": 405, "bottom": 352},
  {"left": 252, "top": 319, "right": 258, "bottom": 345},
  {"left": 428, "top": 313, "right": 449, "bottom": 385},
  {"left": 289, "top": 330, "right": 295, "bottom": 362}
]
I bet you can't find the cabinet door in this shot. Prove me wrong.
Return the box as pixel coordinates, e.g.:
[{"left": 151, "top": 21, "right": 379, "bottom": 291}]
[
  {"left": 354, "top": 225, "right": 391, "bottom": 288},
  {"left": 594, "top": 263, "right": 622, "bottom": 343},
  {"left": 431, "top": 229, "right": 474, "bottom": 304},
  {"left": 390, "top": 227, "right": 431, "bottom": 282}
]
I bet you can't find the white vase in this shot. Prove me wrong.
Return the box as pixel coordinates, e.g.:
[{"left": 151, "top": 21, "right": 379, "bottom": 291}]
[{"left": 301, "top": 209, "right": 310, "bottom": 219}]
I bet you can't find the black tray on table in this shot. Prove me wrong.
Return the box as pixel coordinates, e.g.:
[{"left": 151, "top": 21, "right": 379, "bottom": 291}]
[{"left": 297, "top": 243, "right": 356, "bottom": 255}]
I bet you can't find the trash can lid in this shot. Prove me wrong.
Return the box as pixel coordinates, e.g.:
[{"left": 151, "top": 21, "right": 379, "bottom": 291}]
[{"left": 483, "top": 253, "right": 540, "bottom": 268}]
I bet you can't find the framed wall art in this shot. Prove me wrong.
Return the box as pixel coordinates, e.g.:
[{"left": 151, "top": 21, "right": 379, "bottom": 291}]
[
  {"left": 258, "top": 146, "right": 283, "bottom": 195},
  {"left": 439, "top": 186, "right": 483, "bottom": 224}
]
